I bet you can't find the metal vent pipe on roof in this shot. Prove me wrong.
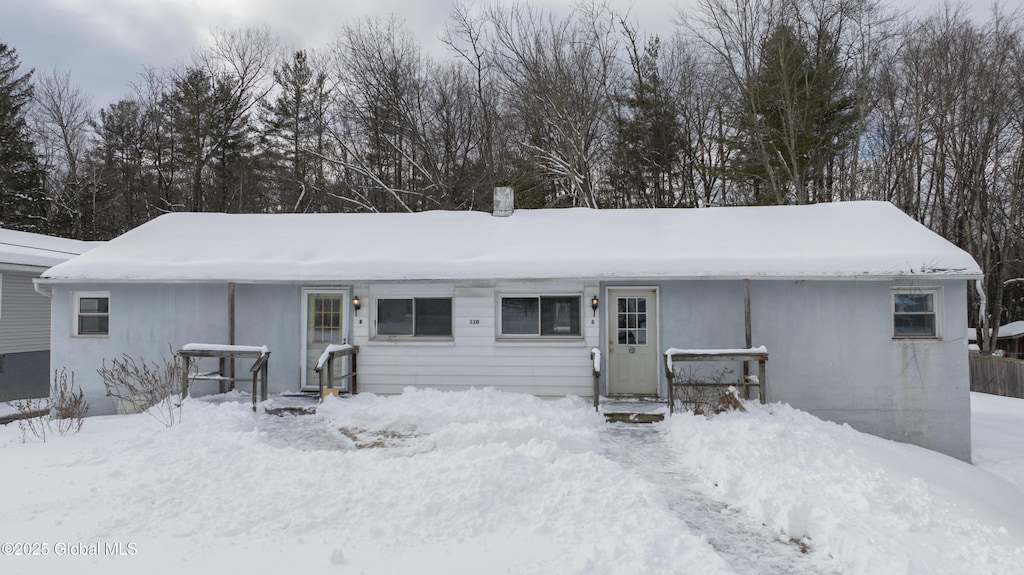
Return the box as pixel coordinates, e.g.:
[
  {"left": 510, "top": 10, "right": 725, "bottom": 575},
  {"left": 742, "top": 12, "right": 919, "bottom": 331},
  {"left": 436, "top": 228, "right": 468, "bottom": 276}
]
[{"left": 493, "top": 187, "right": 514, "bottom": 217}]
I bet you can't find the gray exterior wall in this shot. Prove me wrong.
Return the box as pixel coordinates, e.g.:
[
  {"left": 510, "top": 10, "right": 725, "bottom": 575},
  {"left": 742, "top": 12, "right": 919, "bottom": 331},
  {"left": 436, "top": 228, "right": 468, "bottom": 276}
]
[
  {"left": 51, "top": 282, "right": 252, "bottom": 414},
  {"left": 234, "top": 283, "right": 304, "bottom": 389},
  {"left": 50, "top": 277, "right": 972, "bottom": 460},
  {"left": 1, "top": 270, "right": 53, "bottom": 401},
  {"left": 1, "top": 270, "right": 51, "bottom": 353},
  {"left": 50, "top": 280, "right": 597, "bottom": 413},
  {"left": 597, "top": 278, "right": 971, "bottom": 461},
  {"left": 0, "top": 350, "right": 50, "bottom": 401},
  {"left": 749, "top": 279, "right": 970, "bottom": 461}
]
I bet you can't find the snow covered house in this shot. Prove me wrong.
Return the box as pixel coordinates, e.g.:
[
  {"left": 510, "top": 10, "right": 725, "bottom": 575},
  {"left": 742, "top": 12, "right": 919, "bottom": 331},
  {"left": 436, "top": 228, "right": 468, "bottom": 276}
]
[
  {"left": 36, "top": 197, "right": 981, "bottom": 459},
  {"left": 0, "top": 228, "right": 95, "bottom": 401},
  {"left": 970, "top": 322, "right": 1024, "bottom": 359}
]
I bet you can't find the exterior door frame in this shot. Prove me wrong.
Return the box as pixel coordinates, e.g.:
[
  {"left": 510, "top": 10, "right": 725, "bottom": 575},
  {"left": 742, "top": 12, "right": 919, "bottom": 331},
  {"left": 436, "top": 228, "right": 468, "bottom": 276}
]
[
  {"left": 604, "top": 286, "right": 660, "bottom": 396},
  {"left": 300, "top": 287, "right": 350, "bottom": 391}
]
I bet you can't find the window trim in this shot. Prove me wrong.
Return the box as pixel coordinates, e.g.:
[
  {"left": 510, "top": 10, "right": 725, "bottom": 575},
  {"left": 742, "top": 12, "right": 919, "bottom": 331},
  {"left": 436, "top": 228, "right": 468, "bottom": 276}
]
[
  {"left": 497, "top": 294, "right": 584, "bottom": 340},
  {"left": 73, "top": 291, "right": 110, "bottom": 337},
  {"left": 372, "top": 296, "right": 454, "bottom": 340},
  {"left": 891, "top": 286, "right": 942, "bottom": 340}
]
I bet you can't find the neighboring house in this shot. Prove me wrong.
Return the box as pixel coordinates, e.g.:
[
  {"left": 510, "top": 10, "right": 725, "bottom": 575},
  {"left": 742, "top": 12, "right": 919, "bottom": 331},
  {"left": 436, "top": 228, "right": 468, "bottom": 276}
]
[
  {"left": 969, "top": 322, "right": 1024, "bottom": 358},
  {"left": 0, "top": 228, "right": 96, "bottom": 401},
  {"left": 37, "top": 196, "right": 981, "bottom": 460}
]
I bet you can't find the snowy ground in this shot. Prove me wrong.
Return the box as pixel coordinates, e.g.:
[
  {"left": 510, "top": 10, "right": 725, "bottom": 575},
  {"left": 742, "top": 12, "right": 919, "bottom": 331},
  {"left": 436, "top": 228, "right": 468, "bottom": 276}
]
[
  {"left": 0, "top": 399, "right": 48, "bottom": 422},
  {"left": 0, "top": 389, "right": 1022, "bottom": 574}
]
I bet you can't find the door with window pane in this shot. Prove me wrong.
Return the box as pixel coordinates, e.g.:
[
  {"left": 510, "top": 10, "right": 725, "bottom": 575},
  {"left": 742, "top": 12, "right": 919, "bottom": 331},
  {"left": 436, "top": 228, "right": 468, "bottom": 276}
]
[
  {"left": 608, "top": 289, "right": 658, "bottom": 395},
  {"left": 302, "top": 290, "right": 347, "bottom": 390}
]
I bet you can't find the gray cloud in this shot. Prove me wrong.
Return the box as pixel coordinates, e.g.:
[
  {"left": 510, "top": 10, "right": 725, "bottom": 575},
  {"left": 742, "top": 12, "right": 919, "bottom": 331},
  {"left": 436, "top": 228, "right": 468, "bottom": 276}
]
[{"left": 0, "top": 0, "right": 1001, "bottom": 108}]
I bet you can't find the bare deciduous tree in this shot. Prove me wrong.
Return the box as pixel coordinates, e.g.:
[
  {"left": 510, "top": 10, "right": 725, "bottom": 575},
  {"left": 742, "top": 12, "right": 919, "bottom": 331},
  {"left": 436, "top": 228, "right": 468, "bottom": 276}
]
[{"left": 33, "top": 69, "right": 95, "bottom": 238}]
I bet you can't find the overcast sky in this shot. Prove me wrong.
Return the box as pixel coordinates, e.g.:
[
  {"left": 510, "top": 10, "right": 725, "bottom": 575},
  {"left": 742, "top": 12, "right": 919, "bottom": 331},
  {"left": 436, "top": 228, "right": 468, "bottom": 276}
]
[{"left": 0, "top": 0, "right": 1003, "bottom": 108}]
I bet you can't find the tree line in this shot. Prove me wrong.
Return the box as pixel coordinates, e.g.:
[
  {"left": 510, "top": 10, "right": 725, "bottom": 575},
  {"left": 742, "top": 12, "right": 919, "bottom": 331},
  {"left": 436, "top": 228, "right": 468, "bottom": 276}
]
[{"left": 1, "top": 0, "right": 1022, "bottom": 348}]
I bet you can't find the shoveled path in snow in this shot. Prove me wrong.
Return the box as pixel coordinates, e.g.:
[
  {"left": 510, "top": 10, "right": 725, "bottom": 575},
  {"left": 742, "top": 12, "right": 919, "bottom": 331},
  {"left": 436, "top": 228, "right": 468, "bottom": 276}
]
[{"left": 600, "top": 423, "right": 840, "bottom": 575}]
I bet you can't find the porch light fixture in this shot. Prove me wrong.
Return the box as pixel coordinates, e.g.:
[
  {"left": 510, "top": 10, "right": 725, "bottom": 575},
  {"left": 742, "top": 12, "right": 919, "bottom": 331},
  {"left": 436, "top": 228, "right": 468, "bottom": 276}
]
[
  {"left": 591, "top": 295, "right": 599, "bottom": 316},
  {"left": 352, "top": 296, "right": 361, "bottom": 314}
]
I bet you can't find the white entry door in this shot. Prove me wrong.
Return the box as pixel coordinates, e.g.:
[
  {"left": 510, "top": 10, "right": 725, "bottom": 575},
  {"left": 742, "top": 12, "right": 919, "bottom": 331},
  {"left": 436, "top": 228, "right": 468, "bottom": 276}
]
[
  {"left": 607, "top": 289, "right": 658, "bottom": 395},
  {"left": 301, "top": 289, "right": 348, "bottom": 390}
]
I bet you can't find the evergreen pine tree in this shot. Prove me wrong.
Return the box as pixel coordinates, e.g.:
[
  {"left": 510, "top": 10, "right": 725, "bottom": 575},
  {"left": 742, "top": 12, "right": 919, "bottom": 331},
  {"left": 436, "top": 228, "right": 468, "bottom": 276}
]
[
  {"left": 0, "top": 42, "right": 46, "bottom": 231},
  {"left": 728, "top": 24, "right": 856, "bottom": 204},
  {"left": 609, "top": 35, "right": 684, "bottom": 207},
  {"left": 261, "top": 50, "right": 326, "bottom": 212}
]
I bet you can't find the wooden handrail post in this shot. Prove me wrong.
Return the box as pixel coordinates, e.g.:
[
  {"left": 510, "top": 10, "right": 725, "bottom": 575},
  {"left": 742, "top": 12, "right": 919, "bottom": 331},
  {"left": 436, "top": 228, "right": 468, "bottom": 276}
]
[
  {"left": 743, "top": 279, "right": 751, "bottom": 399},
  {"left": 218, "top": 357, "right": 227, "bottom": 394},
  {"left": 667, "top": 364, "right": 675, "bottom": 414},
  {"left": 351, "top": 348, "right": 358, "bottom": 395},
  {"left": 180, "top": 356, "right": 191, "bottom": 399},
  {"left": 251, "top": 367, "right": 258, "bottom": 412},
  {"left": 318, "top": 367, "right": 324, "bottom": 399},
  {"left": 261, "top": 360, "right": 268, "bottom": 402},
  {"left": 228, "top": 282, "right": 235, "bottom": 391},
  {"left": 758, "top": 358, "right": 767, "bottom": 404}
]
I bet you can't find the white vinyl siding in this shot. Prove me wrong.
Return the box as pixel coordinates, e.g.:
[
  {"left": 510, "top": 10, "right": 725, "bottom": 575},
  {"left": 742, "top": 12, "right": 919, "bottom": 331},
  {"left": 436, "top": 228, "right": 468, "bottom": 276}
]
[
  {"left": 0, "top": 270, "right": 52, "bottom": 354},
  {"left": 353, "top": 281, "right": 600, "bottom": 396}
]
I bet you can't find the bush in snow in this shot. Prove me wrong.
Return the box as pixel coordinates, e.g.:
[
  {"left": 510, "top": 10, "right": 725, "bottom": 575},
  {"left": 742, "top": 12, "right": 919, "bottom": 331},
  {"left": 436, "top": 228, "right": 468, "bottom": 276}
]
[
  {"left": 15, "top": 368, "right": 88, "bottom": 442},
  {"left": 98, "top": 354, "right": 181, "bottom": 427},
  {"left": 671, "top": 367, "right": 748, "bottom": 416}
]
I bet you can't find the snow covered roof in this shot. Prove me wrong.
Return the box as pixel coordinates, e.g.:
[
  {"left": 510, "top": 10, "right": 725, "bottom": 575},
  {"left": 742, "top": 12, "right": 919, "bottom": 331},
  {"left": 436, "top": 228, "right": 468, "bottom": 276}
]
[
  {"left": 997, "top": 321, "right": 1024, "bottom": 338},
  {"left": 0, "top": 228, "right": 97, "bottom": 269},
  {"left": 971, "top": 321, "right": 1024, "bottom": 342},
  {"left": 39, "top": 201, "right": 982, "bottom": 283}
]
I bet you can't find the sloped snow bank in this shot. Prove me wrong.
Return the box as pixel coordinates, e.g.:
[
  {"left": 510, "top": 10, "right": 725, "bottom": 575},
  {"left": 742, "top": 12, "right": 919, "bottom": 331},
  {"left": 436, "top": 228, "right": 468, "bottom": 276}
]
[
  {"left": 971, "top": 392, "right": 1024, "bottom": 489},
  {"left": 666, "top": 402, "right": 1024, "bottom": 575},
  {"left": 0, "top": 388, "right": 731, "bottom": 575}
]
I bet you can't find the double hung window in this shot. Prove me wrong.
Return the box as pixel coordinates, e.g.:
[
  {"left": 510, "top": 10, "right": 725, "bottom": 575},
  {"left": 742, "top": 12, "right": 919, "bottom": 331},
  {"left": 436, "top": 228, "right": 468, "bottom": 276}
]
[
  {"left": 74, "top": 292, "right": 110, "bottom": 336},
  {"left": 893, "top": 288, "right": 940, "bottom": 339}
]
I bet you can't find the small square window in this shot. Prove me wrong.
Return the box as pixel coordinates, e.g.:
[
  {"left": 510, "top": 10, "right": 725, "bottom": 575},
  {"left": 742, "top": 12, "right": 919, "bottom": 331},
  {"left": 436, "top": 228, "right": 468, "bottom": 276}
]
[
  {"left": 74, "top": 292, "right": 110, "bottom": 336},
  {"left": 893, "top": 288, "right": 940, "bottom": 339}
]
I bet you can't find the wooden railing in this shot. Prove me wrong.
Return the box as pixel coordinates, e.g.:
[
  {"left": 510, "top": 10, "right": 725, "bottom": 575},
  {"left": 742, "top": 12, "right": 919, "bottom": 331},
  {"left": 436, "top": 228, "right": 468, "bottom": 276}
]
[
  {"left": 665, "top": 347, "right": 768, "bottom": 414},
  {"left": 590, "top": 348, "right": 601, "bottom": 411},
  {"left": 969, "top": 353, "right": 1024, "bottom": 399},
  {"left": 177, "top": 344, "right": 270, "bottom": 412},
  {"left": 315, "top": 344, "right": 359, "bottom": 399}
]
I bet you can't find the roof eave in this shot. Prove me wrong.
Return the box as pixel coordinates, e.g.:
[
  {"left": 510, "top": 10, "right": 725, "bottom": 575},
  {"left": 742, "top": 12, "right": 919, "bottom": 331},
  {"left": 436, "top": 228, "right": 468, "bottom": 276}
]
[
  {"left": 34, "top": 270, "right": 985, "bottom": 285},
  {"left": 0, "top": 262, "right": 49, "bottom": 273}
]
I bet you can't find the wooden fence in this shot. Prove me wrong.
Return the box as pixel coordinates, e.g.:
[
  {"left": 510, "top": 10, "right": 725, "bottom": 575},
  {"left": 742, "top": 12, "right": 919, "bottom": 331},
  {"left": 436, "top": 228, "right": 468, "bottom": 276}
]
[{"left": 969, "top": 353, "right": 1024, "bottom": 399}]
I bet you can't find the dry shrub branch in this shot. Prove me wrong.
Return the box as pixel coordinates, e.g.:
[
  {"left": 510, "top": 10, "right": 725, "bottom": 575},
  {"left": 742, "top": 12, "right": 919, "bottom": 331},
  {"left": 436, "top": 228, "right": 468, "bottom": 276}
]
[
  {"left": 671, "top": 366, "right": 748, "bottom": 416},
  {"left": 98, "top": 354, "right": 182, "bottom": 427},
  {"left": 15, "top": 368, "right": 88, "bottom": 442}
]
